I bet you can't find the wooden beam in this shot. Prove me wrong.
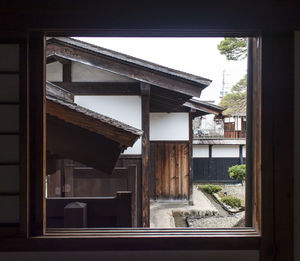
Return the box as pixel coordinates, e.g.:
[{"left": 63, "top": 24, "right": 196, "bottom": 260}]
[
  {"left": 62, "top": 62, "right": 71, "bottom": 82},
  {"left": 188, "top": 112, "right": 193, "bottom": 200},
  {"left": 141, "top": 82, "right": 150, "bottom": 227},
  {"left": 46, "top": 55, "right": 70, "bottom": 65},
  {"left": 46, "top": 82, "right": 74, "bottom": 102},
  {"left": 47, "top": 43, "right": 205, "bottom": 97},
  {"left": 51, "top": 81, "right": 141, "bottom": 95},
  {"left": 29, "top": 32, "right": 46, "bottom": 236},
  {"left": 19, "top": 38, "right": 30, "bottom": 238}
]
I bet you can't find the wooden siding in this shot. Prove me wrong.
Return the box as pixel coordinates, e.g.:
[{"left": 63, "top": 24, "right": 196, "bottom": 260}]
[
  {"left": 224, "top": 120, "right": 247, "bottom": 138},
  {"left": 193, "top": 158, "right": 246, "bottom": 183},
  {"left": 0, "top": 43, "right": 20, "bottom": 228},
  {"left": 150, "top": 142, "right": 189, "bottom": 199},
  {"left": 115, "top": 156, "right": 142, "bottom": 227},
  {"left": 46, "top": 162, "right": 138, "bottom": 227}
]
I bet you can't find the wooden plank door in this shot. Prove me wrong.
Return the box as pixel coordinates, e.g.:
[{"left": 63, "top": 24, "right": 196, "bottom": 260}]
[{"left": 151, "top": 142, "right": 189, "bottom": 199}]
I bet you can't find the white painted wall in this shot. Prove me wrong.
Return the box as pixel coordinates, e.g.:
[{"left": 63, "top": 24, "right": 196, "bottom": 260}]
[
  {"left": 149, "top": 113, "right": 189, "bottom": 141},
  {"left": 75, "top": 95, "right": 142, "bottom": 154},
  {"left": 46, "top": 61, "right": 63, "bottom": 82},
  {"left": 242, "top": 145, "right": 246, "bottom": 157},
  {"left": 212, "top": 145, "right": 239, "bottom": 158},
  {"left": 72, "top": 62, "right": 135, "bottom": 82},
  {"left": 193, "top": 145, "right": 209, "bottom": 158}
]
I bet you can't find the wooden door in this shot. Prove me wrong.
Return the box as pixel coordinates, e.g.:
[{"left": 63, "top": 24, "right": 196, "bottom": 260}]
[{"left": 151, "top": 142, "right": 189, "bottom": 199}]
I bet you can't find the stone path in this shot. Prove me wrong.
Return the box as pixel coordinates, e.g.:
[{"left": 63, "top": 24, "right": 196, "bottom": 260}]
[{"left": 150, "top": 185, "right": 218, "bottom": 228}]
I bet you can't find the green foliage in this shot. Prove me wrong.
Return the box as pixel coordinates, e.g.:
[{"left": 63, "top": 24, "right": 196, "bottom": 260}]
[
  {"left": 219, "top": 74, "right": 247, "bottom": 115},
  {"left": 219, "top": 91, "right": 247, "bottom": 115},
  {"left": 231, "top": 75, "right": 247, "bottom": 93},
  {"left": 217, "top": 38, "right": 247, "bottom": 116},
  {"left": 201, "top": 184, "right": 222, "bottom": 194},
  {"left": 217, "top": 37, "right": 247, "bottom": 61},
  {"left": 221, "top": 196, "right": 242, "bottom": 208},
  {"left": 228, "top": 164, "right": 246, "bottom": 183}
]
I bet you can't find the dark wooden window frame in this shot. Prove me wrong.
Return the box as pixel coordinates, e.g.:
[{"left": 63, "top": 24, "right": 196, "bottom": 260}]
[{"left": 3, "top": 30, "right": 291, "bottom": 260}]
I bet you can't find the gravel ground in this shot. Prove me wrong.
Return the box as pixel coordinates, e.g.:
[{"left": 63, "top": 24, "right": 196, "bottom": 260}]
[
  {"left": 187, "top": 183, "right": 246, "bottom": 228},
  {"left": 187, "top": 211, "right": 245, "bottom": 228},
  {"left": 150, "top": 184, "right": 246, "bottom": 228},
  {"left": 219, "top": 183, "right": 245, "bottom": 203}
]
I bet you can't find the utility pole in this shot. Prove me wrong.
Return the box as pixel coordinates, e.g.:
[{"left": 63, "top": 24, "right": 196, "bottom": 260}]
[{"left": 220, "top": 69, "right": 230, "bottom": 98}]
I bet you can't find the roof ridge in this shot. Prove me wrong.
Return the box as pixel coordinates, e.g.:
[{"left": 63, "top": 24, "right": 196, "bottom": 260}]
[{"left": 47, "top": 37, "right": 212, "bottom": 87}]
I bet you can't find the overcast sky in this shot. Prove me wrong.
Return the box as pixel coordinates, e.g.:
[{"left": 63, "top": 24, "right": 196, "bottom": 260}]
[{"left": 75, "top": 37, "right": 247, "bottom": 104}]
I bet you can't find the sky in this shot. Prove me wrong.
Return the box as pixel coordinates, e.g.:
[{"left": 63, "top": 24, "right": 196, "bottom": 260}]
[{"left": 75, "top": 37, "right": 247, "bottom": 104}]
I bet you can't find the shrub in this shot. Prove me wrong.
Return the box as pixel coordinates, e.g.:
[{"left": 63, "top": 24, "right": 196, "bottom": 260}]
[
  {"left": 201, "top": 184, "right": 222, "bottom": 194},
  {"left": 228, "top": 164, "right": 246, "bottom": 183},
  {"left": 221, "top": 196, "right": 241, "bottom": 208}
]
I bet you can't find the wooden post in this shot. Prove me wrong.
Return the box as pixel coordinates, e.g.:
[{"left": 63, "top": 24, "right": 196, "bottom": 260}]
[
  {"left": 239, "top": 145, "right": 244, "bottom": 165},
  {"left": 29, "top": 32, "right": 46, "bottom": 236},
  {"left": 62, "top": 62, "right": 71, "bottom": 82},
  {"left": 64, "top": 159, "right": 74, "bottom": 197},
  {"left": 128, "top": 165, "right": 137, "bottom": 227},
  {"left": 64, "top": 202, "right": 87, "bottom": 228},
  {"left": 141, "top": 82, "right": 150, "bottom": 227},
  {"left": 188, "top": 112, "right": 193, "bottom": 200}
]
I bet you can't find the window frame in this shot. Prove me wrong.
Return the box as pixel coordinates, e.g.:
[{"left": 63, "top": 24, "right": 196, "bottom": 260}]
[
  {"left": 29, "top": 31, "right": 259, "bottom": 237},
  {"left": 4, "top": 30, "right": 292, "bottom": 258}
]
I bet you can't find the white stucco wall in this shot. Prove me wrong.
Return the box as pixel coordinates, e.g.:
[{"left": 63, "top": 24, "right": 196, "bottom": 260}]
[
  {"left": 149, "top": 112, "right": 189, "bottom": 141},
  {"left": 75, "top": 95, "right": 142, "bottom": 154},
  {"left": 46, "top": 61, "right": 63, "bottom": 82},
  {"left": 72, "top": 62, "right": 135, "bottom": 82},
  {"left": 211, "top": 145, "right": 240, "bottom": 158},
  {"left": 193, "top": 145, "right": 209, "bottom": 158},
  {"left": 242, "top": 145, "right": 246, "bottom": 157}
]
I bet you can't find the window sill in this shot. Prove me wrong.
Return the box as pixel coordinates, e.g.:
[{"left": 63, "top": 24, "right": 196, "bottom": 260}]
[{"left": 0, "top": 228, "right": 260, "bottom": 251}]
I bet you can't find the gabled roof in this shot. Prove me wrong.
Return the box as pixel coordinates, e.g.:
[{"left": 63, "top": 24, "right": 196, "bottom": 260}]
[
  {"left": 183, "top": 98, "right": 224, "bottom": 116},
  {"left": 46, "top": 38, "right": 222, "bottom": 115},
  {"left": 46, "top": 37, "right": 211, "bottom": 98},
  {"left": 46, "top": 82, "right": 142, "bottom": 147},
  {"left": 46, "top": 82, "right": 142, "bottom": 173}
]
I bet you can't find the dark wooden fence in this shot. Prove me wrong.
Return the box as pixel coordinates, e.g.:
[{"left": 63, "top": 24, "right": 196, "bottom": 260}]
[
  {"left": 46, "top": 192, "right": 132, "bottom": 228},
  {"left": 193, "top": 157, "right": 246, "bottom": 183},
  {"left": 73, "top": 165, "right": 138, "bottom": 227}
]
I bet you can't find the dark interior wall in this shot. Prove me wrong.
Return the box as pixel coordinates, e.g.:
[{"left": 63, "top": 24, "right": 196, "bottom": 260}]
[
  {"left": 1, "top": 1, "right": 299, "bottom": 32},
  {"left": 0, "top": 1, "right": 298, "bottom": 261}
]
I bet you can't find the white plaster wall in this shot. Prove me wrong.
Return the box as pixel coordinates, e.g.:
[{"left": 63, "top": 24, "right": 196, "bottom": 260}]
[
  {"left": 294, "top": 31, "right": 300, "bottom": 261},
  {"left": 149, "top": 113, "right": 189, "bottom": 141},
  {"left": 242, "top": 145, "right": 246, "bottom": 157},
  {"left": 193, "top": 145, "right": 209, "bottom": 158},
  {"left": 72, "top": 62, "right": 135, "bottom": 82},
  {"left": 212, "top": 145, "right": 239, "bottom": 158},
  {"left": 46, "top": 61, "right": 63, "bottom": 82},
  {"left": 75, "top": 96, "right": 142, "bottom": 154}
]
